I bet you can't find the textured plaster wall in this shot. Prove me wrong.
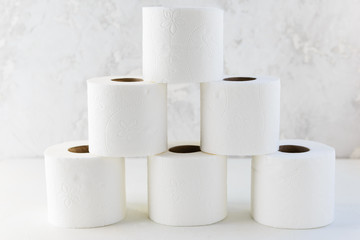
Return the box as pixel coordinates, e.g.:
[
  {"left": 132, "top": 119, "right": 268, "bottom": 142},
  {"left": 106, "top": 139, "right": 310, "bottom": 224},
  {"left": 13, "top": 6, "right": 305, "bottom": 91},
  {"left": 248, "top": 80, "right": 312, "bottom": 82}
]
[{"left": 0, "top": 0, "right": 359, "bottom": 158}]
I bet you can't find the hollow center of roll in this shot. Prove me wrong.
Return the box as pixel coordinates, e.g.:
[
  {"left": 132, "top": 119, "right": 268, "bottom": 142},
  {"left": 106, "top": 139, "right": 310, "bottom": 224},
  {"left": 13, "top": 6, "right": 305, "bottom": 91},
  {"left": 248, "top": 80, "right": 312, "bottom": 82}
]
[
  {"left": 278, "top": 145, "right": 310, "bottom": 153},
  {"left": 223, "top": 77, "right": 256, "bottom": 81},
  {"left": 68, "top": 145, "right": 89, "bottom": 153},
  {"left": 169, "top": 145, "right": 201, "bottom": 153},
  {"left": 111, "top": 78, "right": 143, "bottom": 82}
]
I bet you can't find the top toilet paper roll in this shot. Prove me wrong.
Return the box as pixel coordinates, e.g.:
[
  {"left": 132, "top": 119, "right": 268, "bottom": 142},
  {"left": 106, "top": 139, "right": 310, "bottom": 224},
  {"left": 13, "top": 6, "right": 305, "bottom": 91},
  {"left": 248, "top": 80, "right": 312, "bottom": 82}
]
[
  {"left": 143, "top": 7, "right": 223, "bottom": 83},
  {"left": 87, "top": 76, "right": 167, "bottom": 157},
  {"left": 201, "top": 76, "right": 280, "bottom": 156}
]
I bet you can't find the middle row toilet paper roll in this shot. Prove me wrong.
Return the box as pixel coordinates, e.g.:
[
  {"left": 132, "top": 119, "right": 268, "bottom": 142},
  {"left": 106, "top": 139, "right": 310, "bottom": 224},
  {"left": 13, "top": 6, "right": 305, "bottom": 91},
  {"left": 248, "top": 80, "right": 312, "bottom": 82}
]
[
  {"left": 87, "top": 76, "right": 167, "bottom": 157},
  {"left": 148, "top": 144, "right": 227, "bottom": 226},
  {"left": 201, "top": 76, "right": 280, "bottom": 156}
]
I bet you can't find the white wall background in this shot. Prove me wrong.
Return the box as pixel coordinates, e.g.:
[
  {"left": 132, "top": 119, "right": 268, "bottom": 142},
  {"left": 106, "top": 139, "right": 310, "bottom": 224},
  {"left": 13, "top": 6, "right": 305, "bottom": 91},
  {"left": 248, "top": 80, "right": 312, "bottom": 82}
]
[{"left": 0, "top": 0, "right": 359, "bottom": 158}]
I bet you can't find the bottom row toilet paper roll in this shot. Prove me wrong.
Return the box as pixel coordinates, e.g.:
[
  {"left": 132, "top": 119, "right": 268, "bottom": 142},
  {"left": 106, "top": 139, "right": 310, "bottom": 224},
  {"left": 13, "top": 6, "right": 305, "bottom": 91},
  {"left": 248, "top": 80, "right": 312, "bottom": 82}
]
[
  {"left": 148, "top": 144, "right": 227, "bottom": 226},
  {"left": 44, "top": 141, "right": 126, "bottom": 228},
  {"left": 251, "top": 139, "right": 335, "bottom": 229}
]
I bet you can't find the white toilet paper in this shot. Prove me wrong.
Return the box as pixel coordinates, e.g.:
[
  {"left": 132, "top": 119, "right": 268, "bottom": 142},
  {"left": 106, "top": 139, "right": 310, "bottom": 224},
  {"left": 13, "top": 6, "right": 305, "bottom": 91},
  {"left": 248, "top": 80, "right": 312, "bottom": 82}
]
[
  {"left": 251, "top": 139, "right": 335, "bottom": 229},
  {"left": 148, "top": 144, "right": 227, "bottom": 226},
  {"left": 201, "top": 76, "right": 280, "bottom": 156},
  {"left": 143, "top": 7, "right": 223, "bottom": 83},
  {"left": 87, "top": 76, "right": 167, "bottom": 157},
  {"left": 44, "top": 141, "right": 126, "bottom": 228}
]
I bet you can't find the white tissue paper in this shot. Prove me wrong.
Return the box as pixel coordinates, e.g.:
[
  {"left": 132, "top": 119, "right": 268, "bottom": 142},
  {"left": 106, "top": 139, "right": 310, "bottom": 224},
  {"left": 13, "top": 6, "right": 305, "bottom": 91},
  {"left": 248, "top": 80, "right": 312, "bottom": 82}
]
[
  {"left": 251, "top": 139, "right": 335, "bottom": 229},
  {"left": 148, "top": 144, "right": 227, "bottom": 226},
  {"left": 44, "top": 141, "right": 126, "bottom": 228},
  {"left": 201, "top": 76, "right": 280, "bottom": 156},
  {"left": 143, "top": 7, "right": 223, "bottom": 83},
  {"left": 87, "top": 76, "right": 167, "bottom": 157}
]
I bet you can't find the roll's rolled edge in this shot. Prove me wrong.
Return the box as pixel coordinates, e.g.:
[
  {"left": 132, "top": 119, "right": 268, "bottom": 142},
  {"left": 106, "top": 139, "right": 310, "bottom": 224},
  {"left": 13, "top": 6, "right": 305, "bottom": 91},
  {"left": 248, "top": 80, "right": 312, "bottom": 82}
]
[
  {"left": 252, "top": 139, "right": 335, "bottom": 161},
  {"left": 142, "top": 6, "right": 224, "bottom": 17},
  {"left": 87, "top": 76, "right": 165, "bottom": 86},
  {"left": 208, "top": 75, "right": 280, "bottom": 85},
  {"left": 142, "top": 6, "right": 224, "bottom": 11},
  {"left": 169, "top": 145, "right": 201, "bottom": 154},
  {"left": 44, "top": 140, "right": 92, "bottom": 159}
]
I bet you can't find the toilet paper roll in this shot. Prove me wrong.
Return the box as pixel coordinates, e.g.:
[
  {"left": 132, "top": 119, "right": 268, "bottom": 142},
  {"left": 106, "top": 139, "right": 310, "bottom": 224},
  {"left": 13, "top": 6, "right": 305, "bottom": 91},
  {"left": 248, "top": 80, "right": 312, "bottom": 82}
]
[
  {"left": 251, "top": 139, "right": 335, "bottom": 229},
  {"left": 148, "top": 144, "right": 227, "bottom": 226},
  {"left": 201, "top": 76, "right": 280, "bottom": 155},
  {"left": 143, "top": 7, "right": 223, "bottom": 83},
  {"left": 44, "top": 141, "right": 126, "bottom": 228},
  {"left": 87, "top": 76, "right": 167, "bottom": 157}
]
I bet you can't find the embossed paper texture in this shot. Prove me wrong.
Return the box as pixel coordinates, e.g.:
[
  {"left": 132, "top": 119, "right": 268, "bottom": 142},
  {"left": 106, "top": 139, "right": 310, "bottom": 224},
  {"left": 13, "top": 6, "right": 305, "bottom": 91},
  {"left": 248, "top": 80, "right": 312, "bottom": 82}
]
[
  {"left": 143, "top": 7, "right": 223, "bottom": 83},
  {"left": 148, "top": 150, "right": 227, "bottom": 226},
  {"left": 201, "top": 77, "right": 280, "bottom": 156},
  {"left": 45, "top": 141, "right": 126, "bottom": 228},
  {"left": 87, "top": 77, "right": 167, "bottom": 157},
  {"left": 251, "top": 139, "right": 335, "bottom": 229}
]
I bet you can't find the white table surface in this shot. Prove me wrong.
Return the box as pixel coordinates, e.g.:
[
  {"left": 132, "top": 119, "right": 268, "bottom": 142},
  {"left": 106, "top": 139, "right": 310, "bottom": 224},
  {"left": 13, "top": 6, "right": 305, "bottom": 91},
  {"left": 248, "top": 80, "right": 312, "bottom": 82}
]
[{"left": 0, "top": 157, "right": 359, "bottom": 240}]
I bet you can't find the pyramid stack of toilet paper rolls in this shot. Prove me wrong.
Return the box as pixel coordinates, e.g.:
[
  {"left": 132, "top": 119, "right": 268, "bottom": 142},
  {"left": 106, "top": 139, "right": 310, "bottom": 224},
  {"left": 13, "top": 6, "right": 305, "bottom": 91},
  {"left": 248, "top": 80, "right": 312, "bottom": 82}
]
[{"left": 44, "top": 7, "right": 335, "bottom": 229}]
